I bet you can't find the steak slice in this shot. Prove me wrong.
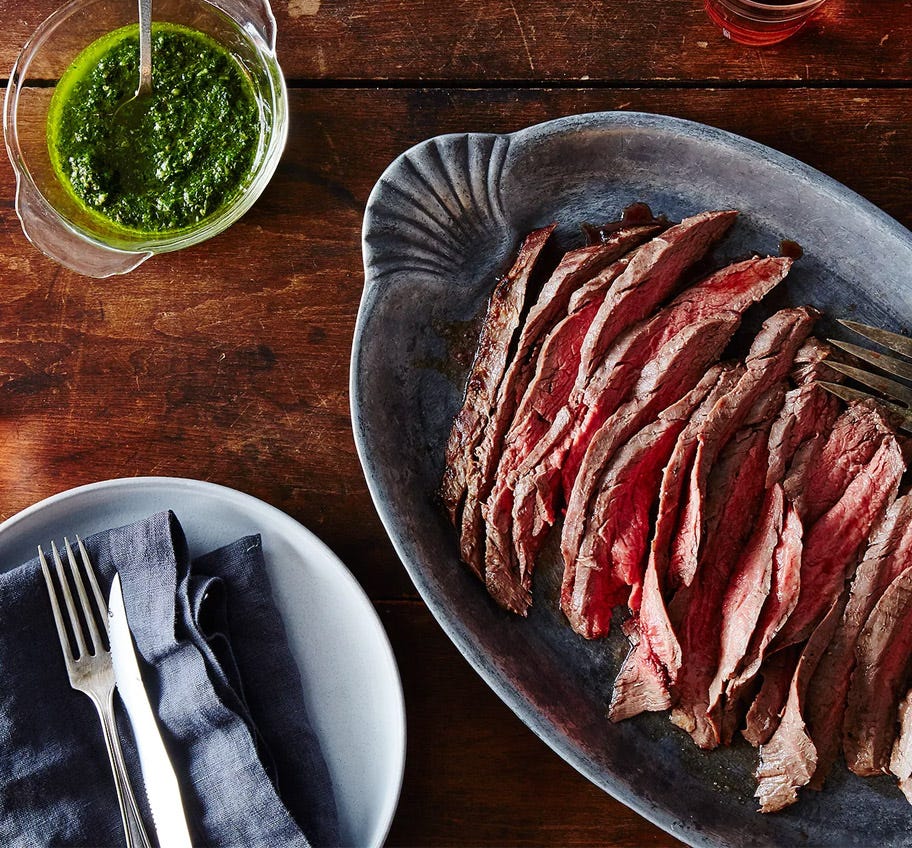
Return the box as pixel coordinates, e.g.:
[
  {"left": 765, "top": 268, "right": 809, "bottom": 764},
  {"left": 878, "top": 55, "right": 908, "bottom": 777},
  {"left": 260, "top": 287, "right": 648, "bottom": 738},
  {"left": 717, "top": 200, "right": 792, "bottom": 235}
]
[
  {"left": 666, "top": 307, "right": 819, "bottom": 590},
  {"left": 774, "top": 404, "right": 904, "bottom": 650},
  {"left": 505, "top": 212, "right": 740, "bottom": 581},
  {"left": 844, "top": 564, "right": 912, "bottom": 777},
  {"left": 608, "top": 617, "right": 675, "bottom": 723},
  {"left": 459, "top": 224, "right": 662, "bottom": 573},
  {"left": 891, "top": 688, "right": 912, "bottom": 803},
  {"left": 609, "top": 365, "right": 742, "bottom": 722},
  {"left": 669, "top": 385, "right": 786, "bottom": 749},
  {"left": 790, "top": 337, "right": 835, "bottom": 385},
  {"left": 787, "top": 398, "right": 890, "bottom": 528},
  {"left": 755, "top": 595, "right": 847, "bottom": 813},
  {"left": 440, "top": 225, "right": 555, "bottom": 529},
  {"left": 804, "top": 493, "right": 912, "bottom": 790},
  {"left": 581, "top": 201, "right": 669, "bottom": 247},
  {"left": 562, "top": 365, "right": 727, "bottom": 632},
  {"left": 718, "top": 501, "right": 803, "bottom": 745},
  {"left": 766, "top": 340, "right": 842, "bottom": 489},
  {"left": 707, "top": 483, "right": 784, "bottom": 738},
  {"left": 743, "top": 645, "right": 802, "bottom": 747}
]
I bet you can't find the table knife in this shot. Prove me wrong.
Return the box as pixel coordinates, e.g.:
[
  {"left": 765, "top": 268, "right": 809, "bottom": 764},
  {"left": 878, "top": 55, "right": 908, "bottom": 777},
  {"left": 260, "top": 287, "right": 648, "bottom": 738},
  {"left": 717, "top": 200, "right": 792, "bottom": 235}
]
[{"left": 108, "top": 572, "right": 193, "bottom": 848}]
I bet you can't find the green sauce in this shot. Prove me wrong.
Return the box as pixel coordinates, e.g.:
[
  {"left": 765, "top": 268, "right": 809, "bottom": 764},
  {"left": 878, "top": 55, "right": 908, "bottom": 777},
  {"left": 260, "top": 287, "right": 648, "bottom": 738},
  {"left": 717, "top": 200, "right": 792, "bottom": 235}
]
[{"left": 47, "top": 23, "right": 260, "bottom": 235}]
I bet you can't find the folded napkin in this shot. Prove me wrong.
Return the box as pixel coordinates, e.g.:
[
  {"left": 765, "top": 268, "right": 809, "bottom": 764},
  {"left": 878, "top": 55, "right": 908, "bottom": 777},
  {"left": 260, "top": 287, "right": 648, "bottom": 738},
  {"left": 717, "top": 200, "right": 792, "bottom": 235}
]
[{"left": 0, "top": 511, "right": 339, "bottom": 848}]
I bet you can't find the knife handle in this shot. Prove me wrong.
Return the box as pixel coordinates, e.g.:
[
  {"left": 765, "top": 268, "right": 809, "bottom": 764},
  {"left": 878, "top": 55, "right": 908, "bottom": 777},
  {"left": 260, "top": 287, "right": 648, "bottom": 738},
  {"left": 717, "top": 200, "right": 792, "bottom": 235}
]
[{"left": 95, "top": 688, "right": 154, "bottom": 848}]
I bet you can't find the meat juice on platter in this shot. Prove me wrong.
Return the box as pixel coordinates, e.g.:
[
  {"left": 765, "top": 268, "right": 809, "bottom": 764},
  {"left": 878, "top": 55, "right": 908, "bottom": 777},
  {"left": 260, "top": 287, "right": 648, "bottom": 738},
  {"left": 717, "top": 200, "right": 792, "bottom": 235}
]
[{"left": 441, "top": 205, "right": 912, "bottom": 814}]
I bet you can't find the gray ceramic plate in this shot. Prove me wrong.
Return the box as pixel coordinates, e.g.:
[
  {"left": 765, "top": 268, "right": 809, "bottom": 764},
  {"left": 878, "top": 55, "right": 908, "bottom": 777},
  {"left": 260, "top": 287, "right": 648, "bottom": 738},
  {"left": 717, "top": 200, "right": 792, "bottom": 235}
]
[{"left": 351, "top": 111, "right": 912, "bottom": 847}]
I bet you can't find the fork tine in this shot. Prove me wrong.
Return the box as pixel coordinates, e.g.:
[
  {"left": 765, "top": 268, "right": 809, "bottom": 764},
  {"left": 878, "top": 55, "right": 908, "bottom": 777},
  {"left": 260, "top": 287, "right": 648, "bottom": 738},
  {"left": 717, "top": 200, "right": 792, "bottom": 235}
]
[
  {"left": 828, "top": 339, "right": 912, "bottom": 383},
  {"left": 816, "top": 381, "right": 912, "bottom": 434},
  {"left": 824, "top": 361, "right": 912, "bottom": 408},
  {"left": 38, "top": 545, "right": 74, "bottom": 663},
  {"left": 77, "top": 536, "right": 108, "bottom": 620},
  {"left": 63, "top": 537, "right": 103, "bottom": 655},
  {"left": 51, "top": 540, "right": 87, "bottom": 658},
  {"left": 839, "top": 320, "right": 912, "bottom": 360}
]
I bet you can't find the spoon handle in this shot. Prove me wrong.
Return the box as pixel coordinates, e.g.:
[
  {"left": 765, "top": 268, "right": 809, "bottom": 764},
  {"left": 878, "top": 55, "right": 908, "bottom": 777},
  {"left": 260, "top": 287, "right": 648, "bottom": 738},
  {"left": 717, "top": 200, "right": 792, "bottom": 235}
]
[{"left": 137, "top": 0, "right": 152, "bottom": 95}]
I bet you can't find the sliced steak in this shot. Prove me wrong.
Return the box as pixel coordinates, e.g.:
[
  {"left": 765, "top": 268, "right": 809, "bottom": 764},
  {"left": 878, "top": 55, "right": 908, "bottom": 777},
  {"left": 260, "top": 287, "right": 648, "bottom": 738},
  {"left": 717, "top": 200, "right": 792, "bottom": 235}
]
[
  {"left": 844, "top": 564, "right": 912, "bottom": 777},
  {"left": 766, "top": 342, "right": 842, "bottom": 489},
  {"left": 669, "top": 385, "right": 786, "bottom": 749},
  {"left": 440, "top": 225, "right": 555, "bottom": 530},
  {"left": 559, "top": 362, "right": 727, "bottom": 638},
  {"left": 667, "top": 307, "right": 819, "bottom": 590},
  {"left": 774, "top": 405, "right": 904, "bottom": 650},
  {"left": 504, "top": 212, "right": 741, "bottom": 582},
  {"left": 609, "top": 555, "right": 682, "bottom": 722},
  {"left": 755, "top": 595, "right": 847, "bottom": 813},
  {"left": 484, "top": 248, "right": 650, "bottom": 600},
  {"left": 787, "top": 399, "right": 891, "bottom": 528},
  {"left": 507, "top": 255, "right": 792, "bottom": 612},
  {"left": 805, "top": 493, "right": 912, "bottom": 790},
  {"left": 891, "top": 688, "right": 912, "bottom": 803},
  {"left": 789, "top": 337, "right": 840, "bottom": 387},
  {"left": 609, "top": 366, "right": 742, "bottom": 721},
  {"left": 719, "top": 501, "right": 803, "bottom": 745},
  {"left": 522, "top": 224, "right": 666, "bottom": 350},
  {"left": 744, "top": 423, "right": 903, "bottom": 747},
  {"left": 561, "top": 366, "right": 723, "bottom": 637},
  {"left": 714, "top": 364, "right": 841, "bottom": 736},
  {"left": 460, "top": 224, "right": 661, "bottom": 573},
  {"left": 577, "top": 210, "right": 738, "bottom": 387},
  {"left": 743, "top": 646, "right": 802, "bottom": 747},
  {"left": 648, "top": 309, "right": 815, "bottom": 745},
  {"left": 706, "top": 483, "right": 784, "bottom": 738},
  {"left": 708, "top": 342, "right": 838, "bottom": 737}
]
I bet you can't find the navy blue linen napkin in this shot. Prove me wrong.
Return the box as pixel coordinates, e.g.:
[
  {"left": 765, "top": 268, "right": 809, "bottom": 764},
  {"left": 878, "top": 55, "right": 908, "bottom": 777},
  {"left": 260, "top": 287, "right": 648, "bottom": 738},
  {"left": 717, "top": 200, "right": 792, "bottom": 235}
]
[{"left": 0, "top": 510, "right": 339, "bottom": 847}]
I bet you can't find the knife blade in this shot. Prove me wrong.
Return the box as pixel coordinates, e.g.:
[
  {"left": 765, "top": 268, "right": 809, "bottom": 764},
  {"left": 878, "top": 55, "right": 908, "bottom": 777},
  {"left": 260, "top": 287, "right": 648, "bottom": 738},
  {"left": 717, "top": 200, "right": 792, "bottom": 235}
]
[{"left": 108, "top": 572, "right": 193, "bottom": 848}]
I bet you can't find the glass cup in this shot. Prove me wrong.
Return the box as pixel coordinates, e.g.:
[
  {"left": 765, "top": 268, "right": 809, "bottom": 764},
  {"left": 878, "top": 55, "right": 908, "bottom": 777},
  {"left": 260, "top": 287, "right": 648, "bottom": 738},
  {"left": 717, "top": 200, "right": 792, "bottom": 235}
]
[
  {"left": 3, "top": 0, "right": 288, "bottom": 277},
  {"left": 703, "top": 0, "right": 829, "bottom": 46}
]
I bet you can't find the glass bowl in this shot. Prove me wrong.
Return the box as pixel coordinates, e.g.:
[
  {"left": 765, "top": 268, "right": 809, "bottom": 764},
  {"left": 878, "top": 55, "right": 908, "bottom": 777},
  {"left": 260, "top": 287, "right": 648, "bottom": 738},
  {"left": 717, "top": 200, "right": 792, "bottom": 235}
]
[{"left": 3, "top": 0, "right": 288, "bottom": 277}]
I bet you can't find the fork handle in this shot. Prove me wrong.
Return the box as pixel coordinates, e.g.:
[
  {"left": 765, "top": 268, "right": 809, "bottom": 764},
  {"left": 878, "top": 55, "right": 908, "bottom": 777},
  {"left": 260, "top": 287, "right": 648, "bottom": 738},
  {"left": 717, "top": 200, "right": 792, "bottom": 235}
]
[{"left": 94, "top": 690, "right": 154, "bottom": 848}]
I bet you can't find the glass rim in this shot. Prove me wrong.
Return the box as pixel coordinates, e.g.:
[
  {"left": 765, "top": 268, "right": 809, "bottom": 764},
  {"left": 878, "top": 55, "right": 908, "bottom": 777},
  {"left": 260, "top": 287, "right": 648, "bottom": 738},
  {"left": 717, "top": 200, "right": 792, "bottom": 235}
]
[{"left": 711, "top": 0, "right": 827, "bottom": 12}]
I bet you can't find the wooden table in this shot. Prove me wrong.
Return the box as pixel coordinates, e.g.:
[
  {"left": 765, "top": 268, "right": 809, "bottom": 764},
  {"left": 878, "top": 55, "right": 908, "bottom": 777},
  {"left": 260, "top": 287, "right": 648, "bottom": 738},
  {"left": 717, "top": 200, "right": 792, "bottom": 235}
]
[{"left": 1, "top": 2, "right": 909, "bottom": 845}]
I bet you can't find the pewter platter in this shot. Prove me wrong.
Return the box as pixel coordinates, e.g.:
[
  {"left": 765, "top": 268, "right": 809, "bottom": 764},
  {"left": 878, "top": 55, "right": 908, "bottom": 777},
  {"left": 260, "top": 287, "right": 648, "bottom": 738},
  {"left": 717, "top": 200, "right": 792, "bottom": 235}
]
[{"left": 351, "top": 111, "right": 912, "bottom": 847}]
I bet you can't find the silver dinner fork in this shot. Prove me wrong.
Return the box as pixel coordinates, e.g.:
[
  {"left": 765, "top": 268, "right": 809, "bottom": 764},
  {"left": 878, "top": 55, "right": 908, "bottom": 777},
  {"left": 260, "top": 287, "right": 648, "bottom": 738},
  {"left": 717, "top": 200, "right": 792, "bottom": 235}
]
[
  {"left": 820, "top": 319, "right": 912, "bottom": 434},
  {"left": 39, "top": 538, "right": 152, "bottom": 848}
]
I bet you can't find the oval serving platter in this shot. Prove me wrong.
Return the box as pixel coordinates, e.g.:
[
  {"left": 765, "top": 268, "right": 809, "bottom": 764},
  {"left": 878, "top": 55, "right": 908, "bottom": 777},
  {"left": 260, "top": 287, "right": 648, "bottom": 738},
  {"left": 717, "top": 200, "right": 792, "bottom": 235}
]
[{"left": 351, "top": 111, "right": 912, "bottom": 847}]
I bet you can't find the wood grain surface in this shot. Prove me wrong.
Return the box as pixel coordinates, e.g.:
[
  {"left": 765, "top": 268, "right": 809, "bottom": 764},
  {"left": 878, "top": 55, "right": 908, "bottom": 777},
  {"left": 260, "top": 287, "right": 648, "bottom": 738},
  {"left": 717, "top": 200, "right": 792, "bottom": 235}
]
[
  {"left": 2, "top": 0, "right": 911, "bottom": 82},
  {"left": 2, "top": 0, "right": 911, "bottom": 844}
]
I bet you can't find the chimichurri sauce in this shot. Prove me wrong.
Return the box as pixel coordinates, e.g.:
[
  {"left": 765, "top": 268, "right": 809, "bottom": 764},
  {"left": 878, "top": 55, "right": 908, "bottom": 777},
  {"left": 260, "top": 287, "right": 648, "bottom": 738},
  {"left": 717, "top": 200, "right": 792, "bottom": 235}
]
[{"left": 47, "top": 23, "right": 260, "bottom": 235}]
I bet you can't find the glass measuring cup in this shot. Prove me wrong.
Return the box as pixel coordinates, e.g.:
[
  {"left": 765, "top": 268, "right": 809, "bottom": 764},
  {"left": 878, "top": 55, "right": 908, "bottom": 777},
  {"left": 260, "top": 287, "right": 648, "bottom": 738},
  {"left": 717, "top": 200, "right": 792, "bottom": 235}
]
[{"left": 3, "top": 0, "right": 288, "bottom": 277}]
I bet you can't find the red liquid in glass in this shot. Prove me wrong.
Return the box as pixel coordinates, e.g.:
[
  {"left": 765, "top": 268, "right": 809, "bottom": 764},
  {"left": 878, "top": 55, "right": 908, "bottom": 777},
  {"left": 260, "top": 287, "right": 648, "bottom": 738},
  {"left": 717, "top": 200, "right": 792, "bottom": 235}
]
[{"left": 703, "top": 0, "right": 817, "bottom": 46}]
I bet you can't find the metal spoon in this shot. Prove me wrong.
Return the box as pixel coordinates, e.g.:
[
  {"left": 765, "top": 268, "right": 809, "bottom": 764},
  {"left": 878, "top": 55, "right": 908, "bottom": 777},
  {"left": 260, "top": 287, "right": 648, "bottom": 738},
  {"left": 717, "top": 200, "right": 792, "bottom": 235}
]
[
  {"left": 135, "top": 0, "right": 152, "bottom": 98},
  {"left": 114, "top": 0, "right": 152, "bottom": 124}
]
